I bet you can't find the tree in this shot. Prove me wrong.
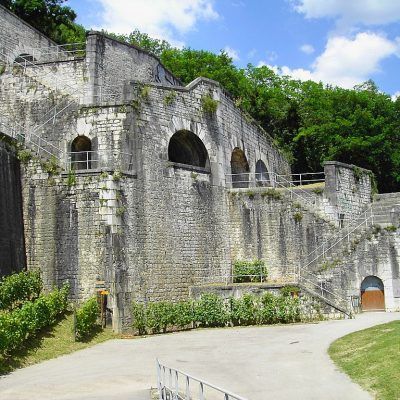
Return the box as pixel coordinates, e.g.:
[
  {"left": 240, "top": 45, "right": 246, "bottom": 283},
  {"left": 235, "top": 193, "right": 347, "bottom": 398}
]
[{"left": 3, "top": 0, "right": 85, "bottom": 44}]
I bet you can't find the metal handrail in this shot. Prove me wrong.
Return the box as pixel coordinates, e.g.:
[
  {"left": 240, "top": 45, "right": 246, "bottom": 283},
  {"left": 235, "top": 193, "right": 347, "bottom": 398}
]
[
  {"left": 157, "top": 360, "right": 248, "bottom": 400},
  {"left": 65, "top": 150, "right": 134, "bottom": 171}
]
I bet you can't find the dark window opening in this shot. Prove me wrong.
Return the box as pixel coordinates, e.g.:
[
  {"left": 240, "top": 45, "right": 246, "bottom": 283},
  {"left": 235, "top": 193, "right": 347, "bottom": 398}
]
[
  {"left": 231, "top": 147, "right": 249, "bottom": 188},
  {"left": 255, "top": 159, "right": 271, "bottom": 186},
  {"left": 14, "top": 53, "right": 36, "bottom": 65},
  {"left": 168, "top": 130, "right": 210, "bottom": 171},
  {"left": 71, "top": 136, "right": 92, "bottom": 170}
]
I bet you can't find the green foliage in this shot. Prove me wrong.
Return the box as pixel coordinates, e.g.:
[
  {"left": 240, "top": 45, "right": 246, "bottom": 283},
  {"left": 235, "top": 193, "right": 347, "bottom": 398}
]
[
  {"left": 280, "top": 285, "right": 301, "bottom": 297},
  {"left": 75, "top": 297, "right": 99, "bottom": 341},
  {"left": 41, "top": 156, "right": 61, "bottom": 175},
  {"left": 163, "top": 90, "right": 177, "bottom": 106},
  {"left": 194, "top": 293, "right": 229, "bottom": 327},
  {"left": 312, "top": 186, "right": 324, "bottom": 195},
  {"left": 261, "top": 188, "right": 282, "bottom": 200},
  {"left": 230, "top": 293, "right": 258, "bottom": 326},
  {"left": 201, "top": 94, "right": 218, "bottom": 114},
  {"left": 2, "top": 0, "right": 86, "bottom": 45},
  {"left": 67, "top": 169, "right": 76, "bottom": 187},
  {"left": 384, "top": 225, "right": 397, "bottom": 232},
  {"left": 233, "top": 259, "right": 267, "bottom": 283},
  {"left": 0, "top": 63, "right": 5, "bottom": 75},
  {"left": 246, "top": 190, "right": 255, "bottom": 199},
  {"left": 293, "top": 211, "right": 303, "bottom": 222},
  {"left": 131, "top": 291, "right": 303, "bottom": 336},
  {"left": 17, "top": 149, "right": 33, "bottom": 164},
  {"left": 0, "top": 284, "right": 69, "bottom": 355},
  {"left": 0, "top": 271, "right": 42, "bottom": 311}
]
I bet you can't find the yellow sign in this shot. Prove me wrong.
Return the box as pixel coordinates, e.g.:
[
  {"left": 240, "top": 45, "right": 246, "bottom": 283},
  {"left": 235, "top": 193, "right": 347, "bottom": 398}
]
[{"left": 100, "top": 290, "right": 109, "bottom": 295}]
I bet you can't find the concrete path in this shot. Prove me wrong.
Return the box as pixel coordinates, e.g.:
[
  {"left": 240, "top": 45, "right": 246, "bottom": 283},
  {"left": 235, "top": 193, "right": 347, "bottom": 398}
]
[{"left": 0, "top": 312, "right": 398, "bottom": 400}]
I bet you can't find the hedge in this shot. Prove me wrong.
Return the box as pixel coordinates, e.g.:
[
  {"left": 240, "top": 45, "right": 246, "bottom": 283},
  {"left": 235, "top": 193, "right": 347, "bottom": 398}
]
[
  {"left": 75, "top": 297, "right": 99, "bottom": 341},
  {"left": 131, "top": 292, "right": 301, "bottom": 335},
  {"left": 0, "top": 284, "right": 69, "bottom": 355},
  {"left": 0, "top": 271, "right": 42, "bottom": 311}
]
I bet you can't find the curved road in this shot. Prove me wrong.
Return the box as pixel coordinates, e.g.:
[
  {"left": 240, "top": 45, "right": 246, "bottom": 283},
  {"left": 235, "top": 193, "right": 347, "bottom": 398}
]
[{"left": 0, "top": 312, "right": 398, "bottom": 400}]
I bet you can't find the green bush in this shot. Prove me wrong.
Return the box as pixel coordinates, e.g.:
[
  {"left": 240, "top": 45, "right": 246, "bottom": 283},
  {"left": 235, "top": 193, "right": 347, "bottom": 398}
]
[
  {"left": 0, "top": 271, "right": 42, "bottom": 311},
  {"left": 131, "top": 302, "right": 146, "bottom": 335},
  {"left": 194, "top": 293, "right": 229, "bottom": 327},
  {"left": 174, "top": 300, "right": 194, "bottom": 328},
  {"left": 233, "top": 260, "right": 267, "bottom": 283},
  {"left": 75, "top": 297, "right": 99, "bottom": 341},
  {"left": 230, "top": 293, "right": 258, "bottom": 326},
  {"left": 0, "top": 284, "right": 69, "bottom": 355},
  {"left": 146, "top": 301, "right": 176, "bottom": 334}
]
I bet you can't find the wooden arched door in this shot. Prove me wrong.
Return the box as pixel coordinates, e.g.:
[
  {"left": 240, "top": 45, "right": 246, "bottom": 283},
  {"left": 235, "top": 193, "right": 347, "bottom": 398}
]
[{"left": 361, "top": 276, "right": 385, "bottom": 311}]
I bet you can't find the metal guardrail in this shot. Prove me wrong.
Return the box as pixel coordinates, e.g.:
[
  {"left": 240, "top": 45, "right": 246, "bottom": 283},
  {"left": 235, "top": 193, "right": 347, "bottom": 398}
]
[
  {"left": 157, "top": 360, "right": 248, "bottom": 400},
  {"left": 65, "top": 150, "right": 134, "bottom": 172}
]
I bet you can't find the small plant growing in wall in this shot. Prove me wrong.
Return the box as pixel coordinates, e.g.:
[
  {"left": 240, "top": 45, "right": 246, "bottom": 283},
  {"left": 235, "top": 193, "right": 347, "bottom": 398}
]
[
  {"left": 163, "top": 90, "right": 177, "bottom": 106},
  {"left": 0, "top": 63, "right": 5, "bottom": 75},
  {"left": 41, "top": 156, "right": 61, "bottom": 175},
  {"left": 17, "top": 149, "right": 33, "bottom": 164},
  {"left": 112, "top": 170, "right": 123, "bottom": 181},
  {"left": 246, "top": 190, "right": 255, "bottom": 199},
  {"left": 67, "top": 170, "right": 76, "bottom": 187},
  {"left": 190, "top": 172, "right": 198, "bottom": 180},
  {"left": 384, "top": 225, "right": 397, "bottom": 232},
  {"left": 261, "top": 188, "right": 282, "bottom": 200},
  {"left": 293, "top": 211, "right": 303, "bottom": 223},
  {"left": 140, "top": 85, "right": 151, "bottom": 99},
  {"left": 201, "top": 94, "right": 218, "bottom": 114},
  {"left": 116, "top": 206, "right": 126, "bottom": 217},
  {"left": 312, "top": 186, "right": 324, "bottom": 195}
]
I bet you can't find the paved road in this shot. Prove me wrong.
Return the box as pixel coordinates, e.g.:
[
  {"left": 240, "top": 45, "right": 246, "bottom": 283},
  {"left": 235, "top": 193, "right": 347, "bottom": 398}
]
[{"left": 0, "top": 312, "right": 398, "bottom": 400}]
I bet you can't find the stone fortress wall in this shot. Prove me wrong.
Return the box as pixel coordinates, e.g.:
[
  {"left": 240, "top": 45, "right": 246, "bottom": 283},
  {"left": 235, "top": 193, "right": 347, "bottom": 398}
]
[{"left": 0, "top": 5, "right": 399, "bottom": 330}]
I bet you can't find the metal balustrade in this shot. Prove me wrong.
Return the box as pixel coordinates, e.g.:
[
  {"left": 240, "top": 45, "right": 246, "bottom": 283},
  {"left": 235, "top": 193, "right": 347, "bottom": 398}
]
[{"left": 157, "top": 360, "right": 248, "bottom": 400}]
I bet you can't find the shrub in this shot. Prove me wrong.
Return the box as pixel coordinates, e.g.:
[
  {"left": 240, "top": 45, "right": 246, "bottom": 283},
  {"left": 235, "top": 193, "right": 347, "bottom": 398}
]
[
  {"left": 0, "top": 284, "right": 69, "bottom": 355},
  {"left": 233, "top": 259, "right": 267, "bottom": 283},
  {"left": 259, "top": 292, "right": 278, "bottom": 324},
  {"left": 261, "top": 188, "right": 282, "bottom": 200},
  {"left": 75, "top": 297, "right": 99, "bottom": 341},
  {"left": 131, "top": 302, "right": 146, "bottom": 335},
  {"left": 146, "top": 301, "right": 175, "bottom": 334},
  {"left": 230, "top": 293, "right": 258, "bottom": 326},
  {"left": 175, "top": 300, "right": 194, "bottom": 328},
  {"left": 0, "top": 271, "right": 42, "bottom": 311},
  {"left": 194, "top": 293, "right": 228, "bottom": 327},
  {"left": 17, "top": 149, "right": 33, "bottom": 164},
  {"left": 201, "top": 94, "right": 218, "bottom": 114}
]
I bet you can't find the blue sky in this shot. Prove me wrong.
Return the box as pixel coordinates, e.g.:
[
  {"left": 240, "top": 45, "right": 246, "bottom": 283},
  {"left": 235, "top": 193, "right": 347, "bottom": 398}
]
[{"left": 67, "top": 0, "right": 400, "bottom": 96}]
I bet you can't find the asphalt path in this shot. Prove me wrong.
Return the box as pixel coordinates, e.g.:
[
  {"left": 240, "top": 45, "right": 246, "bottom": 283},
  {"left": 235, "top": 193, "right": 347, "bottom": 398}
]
[{"left": 0, "top": 312, "right": 398, "bottom": 400}]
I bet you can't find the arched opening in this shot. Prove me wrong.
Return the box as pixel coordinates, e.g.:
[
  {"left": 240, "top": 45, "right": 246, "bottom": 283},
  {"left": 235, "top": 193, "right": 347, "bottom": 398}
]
[
  {"left": 14, "top": 53, "right": 35, "bottom": 65},
  {"left": 168, "top": 130, "right": 210, "bottom": 170},
  {"left": 255, "top": 159, "right": 271, "bottom": 186},
  {"left": 71, "top": 136, "right": 92, "bottom": 170},
  {"left": 361, "top": 276, "right": 385, "bottom": 311},
  {"left": 231, "top": 147, "right": 249, "bottom": 188}
]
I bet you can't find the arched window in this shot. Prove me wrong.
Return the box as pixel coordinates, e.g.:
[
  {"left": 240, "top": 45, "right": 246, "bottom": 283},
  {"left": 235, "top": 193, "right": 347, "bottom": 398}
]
[
  {"left": 231, "top": 147, "right": 249, "bottom": 188},
  {"left": 361, "top": 276, "right": 385, "bottom": 311},
  {"left": 168, "top": 130, "right": 210, "bottom": 170},
  {"left": 14, "top": 53, "right": 35, "bottom": 65},
  {"left": 71, "top": 136, "right": 92, "bottom": 170},
  {"left": 255, "top": 160, "right": 271, "bottom": 186}
]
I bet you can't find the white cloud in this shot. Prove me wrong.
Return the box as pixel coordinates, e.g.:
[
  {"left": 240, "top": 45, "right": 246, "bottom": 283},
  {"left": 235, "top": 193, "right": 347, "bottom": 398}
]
[
  {"left": 224, "top": 46, "right": 240, "bottom": 61},
  {"left": 391, "top": 91, "right": 400, "bottom": 101},
  {"left": 274, "top": 32, "right": 400, "bottom": 88},
  {"left": 292, "top": 0, "right": 400, "bottom": 29},
  {"left": 300, "top": 44, "right": 315, "bottom": 54},
  {"left": 94, "top": 0, "right": 218, "bottom": 46}
]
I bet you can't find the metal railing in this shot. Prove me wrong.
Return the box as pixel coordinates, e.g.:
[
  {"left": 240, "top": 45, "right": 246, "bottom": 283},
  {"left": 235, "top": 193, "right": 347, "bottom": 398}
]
[
  {"left": 225, "top": 171, "right": 325, "bottom": 189},
  {"left": 11, "top": 42, "right": 86, "bottom": 64},
  {"left": 65, "top": 150, "right": 134, "bottom": 172},
  {"left": 157, "top": 360, "right": 248, "bottom": 400}
]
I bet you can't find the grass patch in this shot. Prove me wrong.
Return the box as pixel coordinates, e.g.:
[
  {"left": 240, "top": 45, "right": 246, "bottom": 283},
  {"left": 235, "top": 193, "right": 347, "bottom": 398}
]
[
  {"left": 0, "top": 312, "right": 119, "bottom": 375},
  {"left": 328, "top": 320, "right": 400, "bottom": 400}
]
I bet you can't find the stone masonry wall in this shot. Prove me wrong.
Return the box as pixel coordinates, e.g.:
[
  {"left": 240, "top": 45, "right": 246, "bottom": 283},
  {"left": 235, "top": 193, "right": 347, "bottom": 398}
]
[
  {"left": 324, "top": 161, "right": 372, "bottom": 223},
  {"left": 0, "top": 5, "right": 56, "bottom": 62}
]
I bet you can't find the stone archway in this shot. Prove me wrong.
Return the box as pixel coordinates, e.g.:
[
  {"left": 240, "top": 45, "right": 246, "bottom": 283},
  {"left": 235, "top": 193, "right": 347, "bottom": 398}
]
[
  {"left": 361, "top": 276, "right": 385, "bottom": 311},
  {"left": 71, "top": 135, "right": 92, "bottom": 170},
  {"left": 231, "top": 147, "right": 249, "bottom": 188}
]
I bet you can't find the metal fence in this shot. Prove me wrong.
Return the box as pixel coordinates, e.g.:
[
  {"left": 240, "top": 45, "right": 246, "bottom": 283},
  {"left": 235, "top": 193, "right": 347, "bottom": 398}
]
[
  {"left": 157, "top": 360, "right": 248, "bottom": 400},
  {"left": 64, "top": 150, "right": 134, "bottom": 172}
]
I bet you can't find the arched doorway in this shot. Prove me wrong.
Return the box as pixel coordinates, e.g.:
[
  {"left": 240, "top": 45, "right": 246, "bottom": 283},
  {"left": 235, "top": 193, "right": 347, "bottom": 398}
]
[
  {"left": 255, "top": 159, "right": 271, "bottom": 186},
  {"left": 71, "top": 136, "right": 92, "bottom": 170},
  {"left": 168, "top": 130, "right": 210, "bottom": 170},
  {"left": 361, "top": 276, "right": 385, "bottom": 311},
  {"left": 231, "top": 148, "right": 249, "bottom": 188}
]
